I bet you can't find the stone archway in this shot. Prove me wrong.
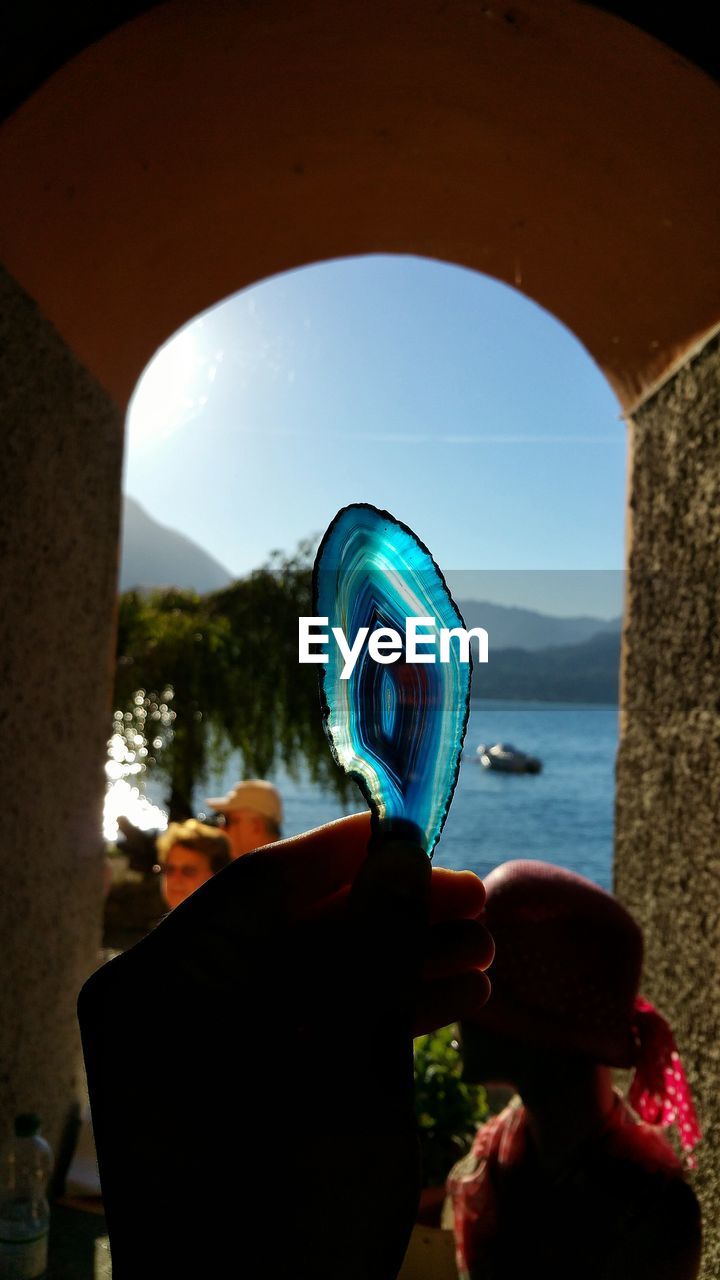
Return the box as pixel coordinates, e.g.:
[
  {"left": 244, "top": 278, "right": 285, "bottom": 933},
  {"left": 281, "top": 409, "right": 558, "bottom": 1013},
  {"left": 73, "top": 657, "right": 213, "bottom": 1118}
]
[
  {"left": 2, "top": 0, "right": 718, "bottom": 410},
  {"left": 1, "top": 0, "right": 719, "bottom": 1267}
]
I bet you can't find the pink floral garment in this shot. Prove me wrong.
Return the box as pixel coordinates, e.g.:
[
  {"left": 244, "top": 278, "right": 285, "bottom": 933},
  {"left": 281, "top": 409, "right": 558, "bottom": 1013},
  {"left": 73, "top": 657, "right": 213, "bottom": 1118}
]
[{"left": 447, "top": 1093, "right": 700, "bottom": 1280}]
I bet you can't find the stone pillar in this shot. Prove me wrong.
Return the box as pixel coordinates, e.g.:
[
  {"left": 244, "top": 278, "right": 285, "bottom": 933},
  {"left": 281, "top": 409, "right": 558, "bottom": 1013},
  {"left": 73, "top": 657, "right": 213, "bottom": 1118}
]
[
  {"left": 0, "top": 267, "right": 123, "bottom": 1162},
  {"left": 615, "top": 331, "right": 720, "bottom": 1276}
]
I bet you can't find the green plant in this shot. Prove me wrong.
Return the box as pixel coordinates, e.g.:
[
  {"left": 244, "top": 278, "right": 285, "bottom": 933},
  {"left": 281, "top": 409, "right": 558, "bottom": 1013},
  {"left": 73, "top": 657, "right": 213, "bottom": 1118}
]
[{"left": 414, "top": 1024, "right": 488, "bottom": 1187}]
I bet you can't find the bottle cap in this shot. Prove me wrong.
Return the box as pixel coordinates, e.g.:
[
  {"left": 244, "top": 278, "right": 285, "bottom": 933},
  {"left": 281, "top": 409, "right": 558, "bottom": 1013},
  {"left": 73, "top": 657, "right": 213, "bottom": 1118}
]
[{"left": 14, "top": 1113, "right": 41, "bottom": 1138}]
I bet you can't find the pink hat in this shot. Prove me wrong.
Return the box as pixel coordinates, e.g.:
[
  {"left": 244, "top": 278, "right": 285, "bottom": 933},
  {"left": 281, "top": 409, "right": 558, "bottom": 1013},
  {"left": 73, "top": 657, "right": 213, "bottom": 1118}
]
[{"left": 469, "top": 860, "right": 642, "bottom": 1065}]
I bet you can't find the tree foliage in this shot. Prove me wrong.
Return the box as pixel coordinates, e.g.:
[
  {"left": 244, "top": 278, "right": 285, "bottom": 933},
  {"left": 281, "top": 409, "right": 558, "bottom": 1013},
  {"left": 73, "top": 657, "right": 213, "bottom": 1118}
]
[{"left": 113, "top": 542, "right": 352, "bottom": 819}]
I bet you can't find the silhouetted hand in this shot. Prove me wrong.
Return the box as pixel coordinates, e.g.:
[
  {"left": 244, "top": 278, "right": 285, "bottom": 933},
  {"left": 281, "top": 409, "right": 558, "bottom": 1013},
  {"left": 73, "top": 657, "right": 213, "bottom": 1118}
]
[{"left": 79, "top": 813, "right": 492, "bottom": 1279}]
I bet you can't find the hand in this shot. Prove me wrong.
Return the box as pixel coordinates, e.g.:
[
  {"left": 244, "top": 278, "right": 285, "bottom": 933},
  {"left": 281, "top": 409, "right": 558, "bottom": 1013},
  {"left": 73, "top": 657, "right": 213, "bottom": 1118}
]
[{"left": 79, "top": 813, "right": 492, "bottom": 1279}]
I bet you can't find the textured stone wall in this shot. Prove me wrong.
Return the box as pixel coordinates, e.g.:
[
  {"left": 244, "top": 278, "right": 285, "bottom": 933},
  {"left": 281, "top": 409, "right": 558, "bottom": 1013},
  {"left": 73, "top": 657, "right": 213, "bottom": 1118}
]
[
  {"left": 0, "top": 267, "right": 123, "bottom": 1161},
  {"left": 615, "top": 332, "right": 720, "bottom": 1277}
]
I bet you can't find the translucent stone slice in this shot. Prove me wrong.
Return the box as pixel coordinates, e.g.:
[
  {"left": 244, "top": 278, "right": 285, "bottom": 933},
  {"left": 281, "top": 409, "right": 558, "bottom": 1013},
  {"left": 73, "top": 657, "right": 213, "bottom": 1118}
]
[{"left": 313, "top": 503, "right": 472, "bottom": 854}]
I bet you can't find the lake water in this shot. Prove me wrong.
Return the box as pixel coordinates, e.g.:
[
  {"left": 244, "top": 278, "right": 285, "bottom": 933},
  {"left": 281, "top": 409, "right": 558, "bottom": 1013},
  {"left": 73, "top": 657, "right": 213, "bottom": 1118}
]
[{"left": 196, "top": 699, "right": 619, "bottom": 890}]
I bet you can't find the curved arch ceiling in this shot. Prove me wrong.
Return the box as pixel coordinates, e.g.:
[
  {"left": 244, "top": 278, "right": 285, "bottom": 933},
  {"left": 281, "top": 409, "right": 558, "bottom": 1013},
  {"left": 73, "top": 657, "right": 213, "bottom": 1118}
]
[{"left": 1, "top": 0, "right": 718, "bottom": 410}]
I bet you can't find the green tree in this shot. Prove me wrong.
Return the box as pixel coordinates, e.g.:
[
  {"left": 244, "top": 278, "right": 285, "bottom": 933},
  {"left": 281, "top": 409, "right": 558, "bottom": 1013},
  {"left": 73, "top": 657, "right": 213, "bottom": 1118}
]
[{"left": 113, "top": 545, "right": 352, "bottom": 819}]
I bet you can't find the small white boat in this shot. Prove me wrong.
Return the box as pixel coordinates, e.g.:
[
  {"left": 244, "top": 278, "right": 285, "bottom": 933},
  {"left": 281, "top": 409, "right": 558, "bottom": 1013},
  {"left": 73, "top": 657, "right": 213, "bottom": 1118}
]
[{"left": 476, "top": 742, "right": 542, "bottom": 774}]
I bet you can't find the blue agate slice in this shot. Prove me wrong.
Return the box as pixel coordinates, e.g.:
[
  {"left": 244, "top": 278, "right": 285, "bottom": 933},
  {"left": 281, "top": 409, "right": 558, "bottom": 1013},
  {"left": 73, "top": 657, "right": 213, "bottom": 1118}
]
[{"left": 313, "top": 503, "right": 472, "bottom": 855}]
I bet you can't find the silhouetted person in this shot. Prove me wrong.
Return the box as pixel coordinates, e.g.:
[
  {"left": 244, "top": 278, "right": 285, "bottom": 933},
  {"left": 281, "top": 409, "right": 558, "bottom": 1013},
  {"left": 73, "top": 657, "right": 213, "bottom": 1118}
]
[
  {"left": 103, "top": 818, "right": 165, "bottom": 951},
  {"left": 446, "top": 861, "right": 702, "bottom": 1280},
  {"left": 116, "top": 816, "right": 159, "bottom": 876},
  {"left": 78, "top": 813, "right": 493, "bottom": 1279}
]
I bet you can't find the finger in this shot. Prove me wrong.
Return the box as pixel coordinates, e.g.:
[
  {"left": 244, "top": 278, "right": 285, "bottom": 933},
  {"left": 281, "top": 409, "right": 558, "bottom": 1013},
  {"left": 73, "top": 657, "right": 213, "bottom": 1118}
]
[
  {"left": 192, "top": 815, "right": 486, "bottom": 951},
  {"left": 298, "top": 866, "right": 486, "bottom": 926},
  {"left": 413, "top": 970, "right": 492, "bottom": 1037},
  {"left": 209, "top": 811, "right": 373, "bottom": 926},
  {"left": 265, "top": 810, "right": 373, "bottom": 904},
  {"left": 348, "top": 838, "right": 432, "bottom": 1001},
  {"left": 349, "top": 836, "right": 431, "bottom": 923},
  {"left": 422, "top": 919, "right": 495, "bottom": 982},
  {"left": 261, "top": 819, "right": 485, "bottom": 926},
  {"left": 428, "top": 868, "right": 486, "bottom": 924}
]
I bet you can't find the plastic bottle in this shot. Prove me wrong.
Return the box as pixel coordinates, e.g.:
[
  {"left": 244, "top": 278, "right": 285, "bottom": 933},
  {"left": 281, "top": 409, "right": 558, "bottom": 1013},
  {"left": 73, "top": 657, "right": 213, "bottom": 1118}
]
[{"left": 0, "top": 1114, "right": 52, "bottom": 1279}]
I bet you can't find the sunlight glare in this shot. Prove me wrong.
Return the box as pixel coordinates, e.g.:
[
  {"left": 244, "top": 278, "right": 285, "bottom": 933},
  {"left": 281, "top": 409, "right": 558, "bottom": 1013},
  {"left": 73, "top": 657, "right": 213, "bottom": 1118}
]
[
  {"left": 103, "top": 776, "right": 168, "bottom": 843},
  {"left": 127, "top": 318, "right": 217, "bottom": 451}
]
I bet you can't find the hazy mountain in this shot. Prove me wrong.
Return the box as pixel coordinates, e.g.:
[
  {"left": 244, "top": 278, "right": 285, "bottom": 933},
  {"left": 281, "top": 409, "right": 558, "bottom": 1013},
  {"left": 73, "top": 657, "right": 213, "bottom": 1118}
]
[
  {"left": 118, "top": 500, "right": 621, "bottom": 700},
  {"left": 120, "top": 496, "right": 233, "bottom": 593},
  {"left": 471, "top": 630, "right": 621, "bottom": 704},
  {"left": 457, "top": 599, "right": 620, "bottom": 652}
]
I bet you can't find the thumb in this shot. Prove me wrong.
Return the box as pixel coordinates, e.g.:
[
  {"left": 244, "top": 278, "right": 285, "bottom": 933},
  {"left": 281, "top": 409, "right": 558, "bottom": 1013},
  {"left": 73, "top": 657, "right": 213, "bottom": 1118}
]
[{"left": 349, "top": 833, "right": 432, "bottom": 1034}]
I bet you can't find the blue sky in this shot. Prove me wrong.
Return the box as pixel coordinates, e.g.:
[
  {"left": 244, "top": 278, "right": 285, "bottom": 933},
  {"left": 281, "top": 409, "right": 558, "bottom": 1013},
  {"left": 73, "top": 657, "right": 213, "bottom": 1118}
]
[{"left": 125, "top": 255, "right": 626, "bottom": 617}]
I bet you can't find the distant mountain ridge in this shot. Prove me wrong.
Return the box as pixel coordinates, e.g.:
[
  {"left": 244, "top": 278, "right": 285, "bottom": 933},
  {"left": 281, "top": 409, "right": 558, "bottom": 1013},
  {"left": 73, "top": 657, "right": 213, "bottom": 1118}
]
[
  {"left": 456, "top": 599, "right": 620, "bottom": 653},
  {"left": 119, "top": 498, "right": 621, "bottom": 701},
  {"left": 120, "top": 496, "right": 233, "bottom": 593},
  {"left": 470, "top": 629, "right": 620, "bottom": 704}
]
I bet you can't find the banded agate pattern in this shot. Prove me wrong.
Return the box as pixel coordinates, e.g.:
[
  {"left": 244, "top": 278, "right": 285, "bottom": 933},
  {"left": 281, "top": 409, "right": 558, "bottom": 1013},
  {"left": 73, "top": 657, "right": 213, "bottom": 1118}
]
[{"left": 313, "top": 503, "right": 472, "bottom": 854}]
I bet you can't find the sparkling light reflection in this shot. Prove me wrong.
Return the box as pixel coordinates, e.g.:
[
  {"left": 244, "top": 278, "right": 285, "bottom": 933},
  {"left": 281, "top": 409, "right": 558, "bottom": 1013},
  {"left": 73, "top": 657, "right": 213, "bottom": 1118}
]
[
  {"left": 103, "top": 777, "right": 168, "bottom": 843},
  {"left": 103, "top": 692, "right": 175, "bottom": 841}
]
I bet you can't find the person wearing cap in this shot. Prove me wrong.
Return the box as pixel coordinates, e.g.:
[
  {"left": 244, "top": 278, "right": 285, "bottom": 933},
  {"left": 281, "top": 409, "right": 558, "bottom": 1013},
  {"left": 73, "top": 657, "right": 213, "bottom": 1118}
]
[
  {"left": 156, "top": 819, "right": 232, "bottom": 910},
  {"left": 205, "top": 779, "right": 283, "bottom": 859},
  {"left": 446, "top": 860, "right": 702, "bottom": 1280}
]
